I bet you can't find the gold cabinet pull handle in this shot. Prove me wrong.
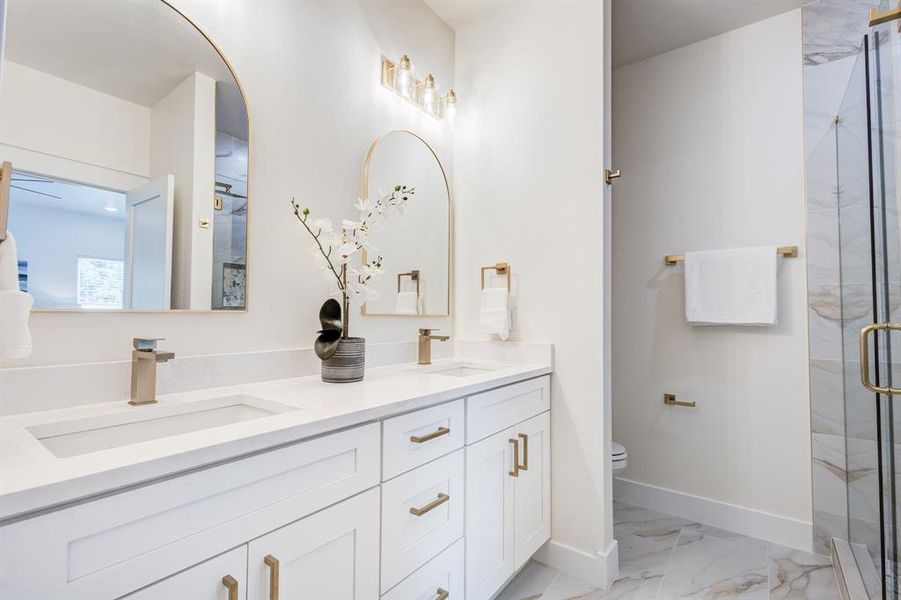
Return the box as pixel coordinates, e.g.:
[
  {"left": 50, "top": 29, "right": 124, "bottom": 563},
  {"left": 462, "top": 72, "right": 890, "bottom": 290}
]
[
  {"left": 435, "top": 588, "right": 450, "bottom": 600},
  {"left": 509, "top": 438, "right": 520, "bottom": 477},
  {"left": 410, "top": 492, "right": 450, "bottom": 516},
  {"left": 264, "top": 555, "right": 280, "bottom": 600},
  {"left": 410, "top": 426, "right": 450, "bottom": 444},
  {"left": 517, "top": 433, "right": 529, "bottom": 471},
  {"left": 222, "top": 575, "right": 239, "bottom": 600},
  {"left": 860, "top": 323, "right": 901, "bottom": 395}
]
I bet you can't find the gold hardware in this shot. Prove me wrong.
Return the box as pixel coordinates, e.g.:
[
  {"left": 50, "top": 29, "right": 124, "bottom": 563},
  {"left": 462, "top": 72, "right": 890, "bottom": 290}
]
[
  {"left": 509, "top": 438, "right": 520, "bottom": 477},
  {"left": 410, "top": 492, "right": 450, "bottom": 516},
  {"left": 0, "top": 161, "right": 11, "bottom": 243},
  {"left": 214, "top": 195, "right": 223, "bottom": 210},
  {"left": 410, "top": 426, "right": 450, "bottom": 444},
  {"left": 869, "top": 4, "right": 901, "bottom": 26},
  {"left": 604, "top": 168, "right": 621, "bottom": 185},
  {"left": 418, "top": 328, "right": 450, "bottom": 365},
  {"left": 665, "top": 246, "right": 798, "bottom": 266},
  {"left": 129, "top": 338, "right": 175, "bottom": 406},
  {"left": 860, "top": 323, "right": 901, "bottom": 395},
  {"left": 481, "top": 262, "right": 511, "bottom": 292},
  {"left": 264, "top": 555, "right": 280, "bottom": 600},
  {"left": 199, "top": 218, "right": 210, "bottom": 229},
  {"left": 222, "top": 575, "right": 238, "bottom": 600},
  {"left": 397, "top": 269, "right": 421, "bottom": 295},
  {"left": 518, "top": 433, "right": 529, "bottom": 471},
  {"left": 664, "top": 393, "right": 696, "bottom": 408},
  {"left": 435, "top": 588, "right": 450, "bottom": 600}
]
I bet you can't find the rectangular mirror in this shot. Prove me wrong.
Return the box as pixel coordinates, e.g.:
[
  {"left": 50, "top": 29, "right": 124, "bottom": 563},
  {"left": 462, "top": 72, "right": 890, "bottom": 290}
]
[{"left": 0, "top": 0, "right": 249, "bottom": 311}]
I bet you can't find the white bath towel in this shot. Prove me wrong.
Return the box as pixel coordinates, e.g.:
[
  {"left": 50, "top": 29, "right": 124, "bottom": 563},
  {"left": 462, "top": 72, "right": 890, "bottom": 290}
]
[
  {"left": 395, "top": 291, "right": 418, "bottom": 315},
  {"left": 480, "top": 287, "right": 511, "bottom": 340},
  {"left": 684, "top": 246, "right": 778, "bottom": 326},
  {"left": 0, "top": 230, "right": 19, "bottom": 291},
  {"left": 0, "top": 290, "right": 33, "bottom": 361}
]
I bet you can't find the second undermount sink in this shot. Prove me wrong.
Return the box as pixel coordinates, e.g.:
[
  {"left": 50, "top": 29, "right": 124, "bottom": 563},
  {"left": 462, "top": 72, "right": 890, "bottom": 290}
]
[
  {"left": 28, "top": 395, "right": 297, "bottom": 458},
  {"left": 415, "top": 361, "right": 501, "bottom": 378}
]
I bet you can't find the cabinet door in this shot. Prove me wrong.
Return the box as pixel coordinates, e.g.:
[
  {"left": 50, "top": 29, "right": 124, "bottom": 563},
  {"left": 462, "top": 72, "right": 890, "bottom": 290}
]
[
  {"left": 465, "top": 427, "right": 516, "bottom": 599},
  {"left": 247, "top": 488, "right": 379, "bottom": 600},
  {"left": 513, "top": 411, "right": 551, "bottom": 569},
  {"left": 122, "top": 546, "right": 247, "bottom": 600}
]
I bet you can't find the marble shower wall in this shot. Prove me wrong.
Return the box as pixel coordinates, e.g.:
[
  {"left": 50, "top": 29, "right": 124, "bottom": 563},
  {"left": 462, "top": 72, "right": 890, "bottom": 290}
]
[{"left": 802, "top": 0, "right": 881, "bottom": 557}]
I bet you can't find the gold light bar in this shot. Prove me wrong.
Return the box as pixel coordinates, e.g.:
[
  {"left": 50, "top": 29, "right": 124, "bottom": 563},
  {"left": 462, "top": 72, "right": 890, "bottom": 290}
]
[{"left": 664, "top": 245, "right": 798, "bottom": 266}]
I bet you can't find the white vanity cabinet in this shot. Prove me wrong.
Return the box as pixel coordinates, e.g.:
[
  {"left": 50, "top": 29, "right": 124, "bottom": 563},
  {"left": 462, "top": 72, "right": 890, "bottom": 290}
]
[
  {"left": 0, "top": 373, "right": 552, "bottom": 600},
  {"left": 465, "top": 381, "right": 551, "bottom": 599}
]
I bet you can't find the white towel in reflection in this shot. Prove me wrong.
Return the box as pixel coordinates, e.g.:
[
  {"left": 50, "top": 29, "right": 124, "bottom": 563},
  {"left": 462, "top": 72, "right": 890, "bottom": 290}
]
[
  {"left": 0, "top": 230, "right": 19, "bottom": 291},
  {"left": 396, "top": 291, "right": 419, "bottom": 315},
  {"left": 480, "top": 287, "right": 511, "bottom": 340},
  {"left": 684, "top": 246, "right": 778, "bottom": 326},
  {"left": 0, "top": 231, "right": 34, "bottom": 361}
]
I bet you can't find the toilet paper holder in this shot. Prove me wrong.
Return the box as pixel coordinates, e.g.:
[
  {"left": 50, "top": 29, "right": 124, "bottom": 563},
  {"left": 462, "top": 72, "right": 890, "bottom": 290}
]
[{"left": 664, "top": 393, "right": 696, "bottom": 408}]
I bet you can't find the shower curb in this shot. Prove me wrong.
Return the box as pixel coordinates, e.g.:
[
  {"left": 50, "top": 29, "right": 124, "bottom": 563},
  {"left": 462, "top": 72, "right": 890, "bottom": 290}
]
[{"left": 832, "top": 537, "right": 869, "bottom": 600}]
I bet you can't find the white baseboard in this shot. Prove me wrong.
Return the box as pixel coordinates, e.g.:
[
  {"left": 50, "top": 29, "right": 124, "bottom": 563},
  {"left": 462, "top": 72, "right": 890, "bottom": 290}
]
[
  {"left": 533, "top": 538, "right": 619, "bottom": 589},
  {"left": 614, "top": 477, "right": 812, "bottom": 552}
]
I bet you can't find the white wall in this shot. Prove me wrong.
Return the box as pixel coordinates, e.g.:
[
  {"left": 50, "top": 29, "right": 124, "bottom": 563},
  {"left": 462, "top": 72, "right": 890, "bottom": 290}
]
[
  {"left": 8, "top": 203, "right": 125, "bottom": 309},
  {"left": 5, "top": 0, "right": 454, "bottom": 370},
  {"left": 453, "top": 1, "right": 614, "bottom": 584},
  {"left": 151, "top": 72, "right": 216, "bottom": 310},
  {"left": 612, "top": 11, "right": 810, "bottom": 523},
  {"left": 0, "top": 60, "right": 151, "bottom": 191}
]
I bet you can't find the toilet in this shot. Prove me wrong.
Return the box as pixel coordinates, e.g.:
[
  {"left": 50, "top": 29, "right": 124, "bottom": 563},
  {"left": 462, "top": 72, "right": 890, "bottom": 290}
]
[{"left": 612, "top": 441, "right": 628, "bottom": 476}]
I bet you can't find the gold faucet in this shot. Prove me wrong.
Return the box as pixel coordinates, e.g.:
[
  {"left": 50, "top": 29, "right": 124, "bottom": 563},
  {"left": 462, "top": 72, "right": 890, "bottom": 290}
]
[
  {"left": 418, "top": 328, "right": 450, "bottom": 365},
  {"left": 129, "top": 338, "right": 175, "bottom": 406}
]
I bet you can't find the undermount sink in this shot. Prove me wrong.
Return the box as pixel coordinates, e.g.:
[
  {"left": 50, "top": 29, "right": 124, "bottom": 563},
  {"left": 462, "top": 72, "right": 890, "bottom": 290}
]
[
  {"left": 28, "top": 395, "right": 297, "bottom": 458},
  {"left": 415, "top": 361, "right": 501, "bottom": 378}
]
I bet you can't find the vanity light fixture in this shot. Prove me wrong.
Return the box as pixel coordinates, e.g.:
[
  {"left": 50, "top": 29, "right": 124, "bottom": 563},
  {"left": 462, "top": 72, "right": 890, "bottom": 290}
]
[{"left": 381, "top": 54, "right": 458, "bottom": 122}]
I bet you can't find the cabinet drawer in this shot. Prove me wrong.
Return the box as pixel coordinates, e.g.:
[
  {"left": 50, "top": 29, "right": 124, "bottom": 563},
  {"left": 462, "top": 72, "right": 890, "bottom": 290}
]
[
  {"left": 381, "top": 538, "right": 463, "bottom": 600},
  {"left": 382, "top": 399, "right": 464, "bottom": 480},
  {"left": 380, "top": 449, "right": 464, "bottom": 593},
  {"left": 0, "top": 423, "right": 380, "bottom": 600},
  {"left": 123, "top": 546, "right": 247, "bottom": 600},
  {"left": 466, "top": 375, "right": 550, "bottom": 443}
]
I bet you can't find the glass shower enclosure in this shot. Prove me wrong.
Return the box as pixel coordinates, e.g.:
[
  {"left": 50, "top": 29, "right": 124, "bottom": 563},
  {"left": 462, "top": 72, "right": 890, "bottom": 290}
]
[{"left": 834, "top": 8, "right": 900, "bottom": 598}]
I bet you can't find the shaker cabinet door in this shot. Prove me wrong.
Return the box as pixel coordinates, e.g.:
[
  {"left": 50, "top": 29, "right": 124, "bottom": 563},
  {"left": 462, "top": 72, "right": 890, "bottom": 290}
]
[
  {"left": 123, "top": 546, "right": 248, "bottom": 600},
  {"left": 247, "top": 488, "right": 380, "bottom": 600},
  {"left": 465, "top": 427, "right": 516, "bottom": 599},
  {"left": 513, "top": 411, "right": 551, "bottom": 569}
]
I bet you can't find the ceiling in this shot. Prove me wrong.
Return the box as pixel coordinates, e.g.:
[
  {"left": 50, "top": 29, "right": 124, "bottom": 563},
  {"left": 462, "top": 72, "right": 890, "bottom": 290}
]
[
  {"left": 424, "top": 0, "right": 807, "bottom": 68},
  {"left": 613, "top": 0, "right": 806, "bottom": 68},
  {"left": 4, "top": 0, "right": 247, "bottom": 137},
  {"left": 11, "top": 171, "right": 126, "bottom": 220}
]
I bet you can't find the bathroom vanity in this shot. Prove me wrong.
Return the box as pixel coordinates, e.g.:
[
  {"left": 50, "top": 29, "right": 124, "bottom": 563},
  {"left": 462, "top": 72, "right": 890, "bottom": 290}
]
[{"left": 0, "top": 361, "right": 551, "bottom": 599}]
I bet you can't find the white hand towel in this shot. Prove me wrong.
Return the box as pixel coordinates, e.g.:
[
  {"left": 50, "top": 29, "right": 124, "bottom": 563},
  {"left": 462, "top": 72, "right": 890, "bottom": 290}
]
[
  {"left": 0, "top": 231, "right": 19, "bottom": 291},
  {"left": 684, "top": 246, "right": 778, "bottom": 326},
  {"left": 480, "top": 287, "right": 511, "bottom": 340},
  {"left": 0, "top": 290, "right": 34, "bottom": 360},
  {"left": 395, "top": 291, "right": 418, "bottom": 315}
]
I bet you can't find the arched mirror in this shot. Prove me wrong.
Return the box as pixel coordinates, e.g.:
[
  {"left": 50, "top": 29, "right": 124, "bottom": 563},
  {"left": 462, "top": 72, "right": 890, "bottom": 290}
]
[
  {"left": 360, "top": 130, "right": 451, "bottom": 317},
  {"left": 0, "top": 0, "right": 249, "bottom": 311}
]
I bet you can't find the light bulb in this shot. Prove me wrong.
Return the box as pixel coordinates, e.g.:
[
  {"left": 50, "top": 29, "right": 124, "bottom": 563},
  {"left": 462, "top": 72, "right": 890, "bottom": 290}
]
[
  {"left": 420, "top": 74, "right": 437, "bottom": 116},
  {"left": 395, "top": 54, "right": 415, "bottom": 100},
  {"left": 444, "top": 89, "right": 457, "bottom": 123}
]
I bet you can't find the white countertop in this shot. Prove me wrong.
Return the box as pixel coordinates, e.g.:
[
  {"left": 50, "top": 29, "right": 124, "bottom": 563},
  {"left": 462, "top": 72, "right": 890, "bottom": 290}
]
[{"left": 0, "top": 358, "right": 551, "bottom": 522}]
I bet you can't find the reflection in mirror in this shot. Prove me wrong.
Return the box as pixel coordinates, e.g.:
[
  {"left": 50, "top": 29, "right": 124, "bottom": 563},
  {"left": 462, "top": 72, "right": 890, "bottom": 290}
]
[
  {"left": 361, "top": 131, "right": 450, "bottom": 317},
  {"left": 1, "top": 0, "right": 249, "bottom": 311}
]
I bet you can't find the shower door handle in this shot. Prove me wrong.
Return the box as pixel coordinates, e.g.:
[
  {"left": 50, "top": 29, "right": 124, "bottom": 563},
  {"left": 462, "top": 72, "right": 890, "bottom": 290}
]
[{"left": 859, "top": 323, "right": 901, "bottom": 395}]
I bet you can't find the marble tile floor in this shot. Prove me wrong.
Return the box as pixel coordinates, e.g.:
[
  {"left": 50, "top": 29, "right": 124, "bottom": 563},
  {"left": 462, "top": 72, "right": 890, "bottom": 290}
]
[{"left": 497, "top": 501, "right": 840, "bottom": 600}]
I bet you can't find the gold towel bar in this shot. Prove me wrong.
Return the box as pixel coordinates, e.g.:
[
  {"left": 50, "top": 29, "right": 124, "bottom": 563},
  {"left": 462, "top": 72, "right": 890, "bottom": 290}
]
[
  {"left": 481, "top": 262, "right": 511, "bottom": 291},
  {"left": 664, "top": 393, "right": 696, "bottom": 408},
  {"left": 664, "top": 246, "right": 798, "bottom": 266},
  {"left": 397, "top": 269, "right": 420, "bottom": 295}
]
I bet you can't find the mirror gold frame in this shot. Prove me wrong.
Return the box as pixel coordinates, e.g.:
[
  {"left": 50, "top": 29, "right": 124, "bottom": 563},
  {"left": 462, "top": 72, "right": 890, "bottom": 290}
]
[
  {"left": 359, "top": 130, "right": 452, "bottom": 317},
  {"left": 22, "top": 0, "right": 253, "bottom": 314}
]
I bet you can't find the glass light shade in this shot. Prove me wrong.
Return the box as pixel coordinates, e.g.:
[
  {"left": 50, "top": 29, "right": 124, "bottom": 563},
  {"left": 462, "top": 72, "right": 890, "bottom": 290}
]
[
  {"left": 420, "top": 74, "right": 438, "bottom": 116},
  {"left": 443, "top": 89, "right": 457, "bottom": 123},
  {"left": 395, "top": 55, "right": 415, "bottom": 99}
]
